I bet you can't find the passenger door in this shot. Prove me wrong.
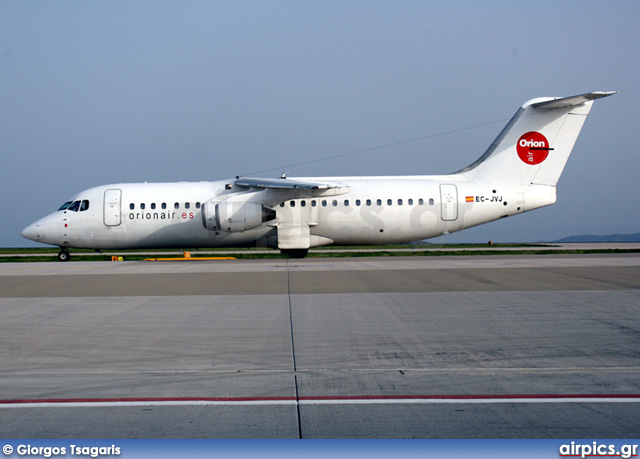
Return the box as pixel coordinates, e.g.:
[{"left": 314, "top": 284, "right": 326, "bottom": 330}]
[
  {"left": 103, "top": 189, "right": 122, "bottom": 226},
  {"left": 440, "top": 184, "right": 458, "bottom": 221}
]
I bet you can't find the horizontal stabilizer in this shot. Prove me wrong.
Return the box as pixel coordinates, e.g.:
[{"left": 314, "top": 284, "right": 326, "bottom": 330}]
[{"left": 530, "top": 91, "right": 619, "bottom": 109}]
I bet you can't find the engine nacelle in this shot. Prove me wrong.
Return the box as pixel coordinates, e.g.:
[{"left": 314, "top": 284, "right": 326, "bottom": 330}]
[{"left": 202, "top": 199, "right": 276, "bottom": 232}]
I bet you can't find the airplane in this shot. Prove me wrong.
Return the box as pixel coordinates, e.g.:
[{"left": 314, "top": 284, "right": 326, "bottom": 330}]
[{"left": 22, "top": 91, "right": 617, "bottom": 261}]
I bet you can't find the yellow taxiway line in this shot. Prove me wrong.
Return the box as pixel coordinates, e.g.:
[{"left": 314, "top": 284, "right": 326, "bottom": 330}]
[{"left": 143, "top": 257, "right": 237, "bottom": 261}]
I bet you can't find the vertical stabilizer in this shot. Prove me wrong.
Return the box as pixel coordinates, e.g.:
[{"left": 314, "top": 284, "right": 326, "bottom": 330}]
[{"left": 458, "top": 91, "right": 617, "bottom": 187}]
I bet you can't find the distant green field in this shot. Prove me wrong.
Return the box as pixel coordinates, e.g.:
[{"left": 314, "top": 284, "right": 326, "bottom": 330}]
[
  {"left": 0, "top": 243, "right": 553, "bottom": 255},
  {"left": 0, "top": 244, "right": 638, "bottom": 262}
]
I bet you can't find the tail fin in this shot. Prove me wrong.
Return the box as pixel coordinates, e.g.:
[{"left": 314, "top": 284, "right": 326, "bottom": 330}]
[{"left": 458, "top": 91, "right": 618, "bottom": 186}]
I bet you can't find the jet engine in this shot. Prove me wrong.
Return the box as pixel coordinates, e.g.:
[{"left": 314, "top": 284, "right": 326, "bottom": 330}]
[{"left": 202, "top": 199, "right": 276, "bottom": 232}]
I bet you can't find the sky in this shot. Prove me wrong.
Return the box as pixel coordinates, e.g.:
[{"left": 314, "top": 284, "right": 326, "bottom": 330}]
[{"left": 1, "top": 0, "right": 638, "bottom": 247}]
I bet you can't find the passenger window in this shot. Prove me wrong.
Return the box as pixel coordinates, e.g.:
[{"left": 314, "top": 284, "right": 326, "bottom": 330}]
[
  {"left": 398, "top": 199, "right": 403, "bottom": 206},
  {"left": 185, "top": 202, "right": 190, "bottom": 209},
  {"left": 290, "top": 201, "right": 296, "bottom": 207},
  {"left": 311, "top": 200, "right": 317, "bottom": 207},
  {"left": 387, "top": 199, "right": 392, "bottom": 206},
  {"left": 68, "top": 201, "right": 81, "bottom": 212},
  {"left": 280, "top": 202, "right": 285, "bottom": 207},
  {"left": 376, "top": 199, "right": 382, "bottom": 206},
  {"left": 58, "top": 201, "right": 73, "bottom": 211},
  {"left": 408, "top": 199, "right": 413, "bottom": 205},
  {"left": 366, "top": 199, "right": 372, "bottom": 206},
  {"left": 322, "top": 200, "right": 327, "bottom": 207},
  {"left": 419, "top": 198, "right": 424, "bottom": 205},
  {"left": 129, "top": 203, "right": 135, "bottom": 210},
  {"left": 151, "top": 203, "right": 156, "bottom": 210},
  {"left": 162, "top": 203, "right": 167, "bottom": 210},
  {"left": 196, "top": 202, "right": 201, "bottom": 209},
  {"left": 344, "top": 200, "right": 349, "bottom": 206},
  {"left": 174, "top": 202, "right": 179, "bottom": 209},
  {"left": 429, "top": 198, "right": 435, "bottom": 205},
  {"left": 141, "top": 203, "right": 146, "bottom": 210},
  {"left": 332, "top": 200, "right": 338, "bottom": 206},
  {"left": 356, "top": 199, "right": 361, "bottom": 206},
  {"left": 301, "top": 201, "right": 306, "bottom": 207},
  {"left": 80, "top": 200, "right": 90, "bottom": 211}
]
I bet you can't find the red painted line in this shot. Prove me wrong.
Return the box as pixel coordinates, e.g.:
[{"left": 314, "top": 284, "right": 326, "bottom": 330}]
[
  {"left": 0, "top": 396, "right": 295, "bottom": 405},
  {"left": 299, "top": 394, "right": 640, "bottom": 401},
  {"left": 0, "top": 394, "right": 638, "bottom": 405}
]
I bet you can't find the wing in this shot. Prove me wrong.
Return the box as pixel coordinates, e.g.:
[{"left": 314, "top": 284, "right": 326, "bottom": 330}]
[
  {"left": 201, "top": 176, "right": 350, "bottom": 234},
  {"left": 235, "top": 177, "right": 349, "bottom": 198}
]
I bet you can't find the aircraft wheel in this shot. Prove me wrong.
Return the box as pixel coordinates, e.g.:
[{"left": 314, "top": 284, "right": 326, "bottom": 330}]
[
  {"left": 281, "top": 249, "right": 308, "bottom": 259},
  {"left": 58, "top": 250, "right": 71, "bottom": 262}
]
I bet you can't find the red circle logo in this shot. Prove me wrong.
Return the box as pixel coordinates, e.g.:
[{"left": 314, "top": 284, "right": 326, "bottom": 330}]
[{"left": 516, "top": 131, "right": 550, "bottom": 165}]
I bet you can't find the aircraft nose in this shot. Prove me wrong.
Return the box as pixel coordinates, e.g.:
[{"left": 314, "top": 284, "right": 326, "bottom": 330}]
[{"left": 21, "top": 222, "right": 39, "bottom": 242}]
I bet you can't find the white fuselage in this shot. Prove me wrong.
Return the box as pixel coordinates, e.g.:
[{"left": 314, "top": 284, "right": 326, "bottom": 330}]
[{"left": 22, "top": 175, "right": 548, "bottom": 250}]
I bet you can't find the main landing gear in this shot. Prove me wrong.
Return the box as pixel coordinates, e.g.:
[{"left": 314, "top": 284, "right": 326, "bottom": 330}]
[
  {"left": 280, "top": 249, "right": 309, "bottom": 259},
  {"left": 57, "top": 249, "right": 71, "bottom": 262}
]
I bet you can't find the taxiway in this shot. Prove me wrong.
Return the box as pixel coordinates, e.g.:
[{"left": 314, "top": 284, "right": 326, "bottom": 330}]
[{"left": 0, "top": 254, "right": 639, "bottom": 438}]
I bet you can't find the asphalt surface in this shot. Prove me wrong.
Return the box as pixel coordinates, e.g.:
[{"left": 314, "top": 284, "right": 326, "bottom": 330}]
[{"left": 0, "top": 254, "right": 639, "bottom": 438}]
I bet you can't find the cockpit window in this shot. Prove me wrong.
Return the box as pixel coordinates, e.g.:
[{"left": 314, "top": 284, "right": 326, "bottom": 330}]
[
  {"left": 68, "top": 201, "right": 81, "bottom": 212},
  {"left": 58, "top": 201, "right": 72, "bottom": 211},
  {"left": 80, "top": 200, "right": 90, "bottom": 211}
]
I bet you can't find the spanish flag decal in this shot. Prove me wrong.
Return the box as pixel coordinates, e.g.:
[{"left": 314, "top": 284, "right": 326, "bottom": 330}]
[{"left": 465, "top": 196, "right": 474, "bottom": 203}]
